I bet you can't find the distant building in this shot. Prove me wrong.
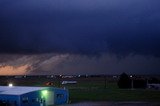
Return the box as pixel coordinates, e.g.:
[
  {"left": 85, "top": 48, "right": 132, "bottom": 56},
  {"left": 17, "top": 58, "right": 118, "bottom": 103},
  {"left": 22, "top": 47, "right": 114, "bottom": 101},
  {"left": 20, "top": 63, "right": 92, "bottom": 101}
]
[
  {"left": 62, "top": 81, "right": 77, "bottom": 85},
  {"left": 147, "top": 84, "right": 160, "bottom": 90},
  {"left": 0, "top": 86, "right": 69, "bottom": 106}
]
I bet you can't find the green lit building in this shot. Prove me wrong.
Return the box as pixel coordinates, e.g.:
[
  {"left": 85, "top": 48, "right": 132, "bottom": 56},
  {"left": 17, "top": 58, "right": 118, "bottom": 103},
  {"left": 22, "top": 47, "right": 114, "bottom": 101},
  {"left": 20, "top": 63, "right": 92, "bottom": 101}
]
[{"left": 0, "top": 86, "right": 69, "bottom": 106}]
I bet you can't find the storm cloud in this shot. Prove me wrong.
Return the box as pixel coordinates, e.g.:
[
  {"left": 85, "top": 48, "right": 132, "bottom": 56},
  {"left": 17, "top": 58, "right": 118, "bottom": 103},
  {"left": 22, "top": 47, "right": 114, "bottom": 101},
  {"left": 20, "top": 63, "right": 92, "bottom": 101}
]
[
  {"left": 0, "top": 0, "right": 160, "bottom": 75},
  {"left": 0, "top": 53, "right": 160, "bottom": 75},
  {"left": 0, "top": 0, "right": 160, "bottom": 56}
]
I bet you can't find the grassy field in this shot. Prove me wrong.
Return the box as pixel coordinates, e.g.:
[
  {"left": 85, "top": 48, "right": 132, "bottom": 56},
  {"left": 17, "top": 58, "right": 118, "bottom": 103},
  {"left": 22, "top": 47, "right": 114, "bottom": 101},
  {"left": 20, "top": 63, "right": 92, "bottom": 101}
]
[
  {"left": 69, "top": 84, "right": 160, "bottom": 103},
  {"left": 1, "top": 76, "right": 160, "bottom": 103},
  {"left": 61, "top": 77, "right": 160, "bottom": 103}
]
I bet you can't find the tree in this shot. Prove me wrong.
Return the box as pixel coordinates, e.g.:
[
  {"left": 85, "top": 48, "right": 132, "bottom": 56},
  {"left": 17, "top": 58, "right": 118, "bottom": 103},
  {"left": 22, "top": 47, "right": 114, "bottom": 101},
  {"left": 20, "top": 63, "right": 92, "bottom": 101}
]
[{"left": 118, "top": 72, "right": 131, "bottom": 88}]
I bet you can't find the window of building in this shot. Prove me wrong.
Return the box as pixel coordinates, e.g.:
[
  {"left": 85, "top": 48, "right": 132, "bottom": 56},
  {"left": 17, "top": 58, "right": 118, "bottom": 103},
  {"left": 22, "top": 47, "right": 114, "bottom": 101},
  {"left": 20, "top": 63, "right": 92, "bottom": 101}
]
[
  {"left": 57, "top": 94, "right": 64, "bottom": 98},
  {"left": 32, "top": 98, "right": 39, "bottom": 103},
  {"left": 22, "top": 97, "right": 28, "bottom": 103}
]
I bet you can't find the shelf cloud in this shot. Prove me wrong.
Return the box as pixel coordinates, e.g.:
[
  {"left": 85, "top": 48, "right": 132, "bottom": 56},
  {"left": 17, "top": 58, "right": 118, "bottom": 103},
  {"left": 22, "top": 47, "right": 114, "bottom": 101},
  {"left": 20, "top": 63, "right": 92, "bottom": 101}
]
[{"left": 0, "top": 0, "right": 160, "bottom": 75}]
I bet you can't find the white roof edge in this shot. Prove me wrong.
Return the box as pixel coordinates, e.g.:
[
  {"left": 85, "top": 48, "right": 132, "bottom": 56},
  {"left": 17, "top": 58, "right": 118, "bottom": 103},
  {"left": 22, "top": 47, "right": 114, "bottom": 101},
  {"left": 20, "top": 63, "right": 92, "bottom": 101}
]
[{"left": 0, "top": 86, "right": 49, "bottom": 95}]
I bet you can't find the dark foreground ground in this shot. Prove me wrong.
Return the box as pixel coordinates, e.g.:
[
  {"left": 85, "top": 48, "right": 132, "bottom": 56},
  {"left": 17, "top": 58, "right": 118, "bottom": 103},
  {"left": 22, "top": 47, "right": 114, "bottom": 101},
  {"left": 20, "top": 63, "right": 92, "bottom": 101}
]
[
  {"left": 0, "top": 75, "right": 160, "bottom": 105},
  {"left": 60, "top": 102, "right": 160, "bottom": 106}
]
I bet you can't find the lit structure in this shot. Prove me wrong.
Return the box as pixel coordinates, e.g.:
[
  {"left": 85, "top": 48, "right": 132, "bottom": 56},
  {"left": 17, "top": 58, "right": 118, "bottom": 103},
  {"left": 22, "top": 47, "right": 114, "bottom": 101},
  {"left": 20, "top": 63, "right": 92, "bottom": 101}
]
[{"left": 0, "top": 86, "right": 68, "bottom": 106}]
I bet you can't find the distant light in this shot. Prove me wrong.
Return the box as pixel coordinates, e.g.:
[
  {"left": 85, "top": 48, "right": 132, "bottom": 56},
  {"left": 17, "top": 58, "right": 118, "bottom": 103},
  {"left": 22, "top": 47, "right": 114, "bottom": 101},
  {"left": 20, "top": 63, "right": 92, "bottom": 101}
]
[
  {"left": 130, "top": 75, "right": 132, "bottom": 78},
  {"left": 8, "top": 83, "right": 13, "bottom": 87}
]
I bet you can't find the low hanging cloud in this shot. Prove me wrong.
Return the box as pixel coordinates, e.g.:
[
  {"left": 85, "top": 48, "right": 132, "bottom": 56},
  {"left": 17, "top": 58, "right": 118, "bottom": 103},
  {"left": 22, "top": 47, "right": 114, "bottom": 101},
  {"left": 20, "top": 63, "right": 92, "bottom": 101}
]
[
  {"left": 0, "top": 53, "right": 160, "bottom": 75},
  {"left": 0, "top": 54, "right": 69, "bottom": 75},
  {"left": 0, "top": 0, "right": 160, "bottom": 56},
  {"left": 0, "top": 64, "right": 29, "bottom": 75},
  {"left": 52, "top": 54, "right": 160, "bottom": 75}
]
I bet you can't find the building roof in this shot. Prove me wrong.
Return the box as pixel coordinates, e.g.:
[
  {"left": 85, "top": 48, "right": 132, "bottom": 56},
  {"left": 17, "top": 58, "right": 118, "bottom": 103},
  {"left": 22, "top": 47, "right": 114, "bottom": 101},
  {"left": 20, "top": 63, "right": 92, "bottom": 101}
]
[{"left": 0, "top": 86, "right": 48, "bottom": 95}]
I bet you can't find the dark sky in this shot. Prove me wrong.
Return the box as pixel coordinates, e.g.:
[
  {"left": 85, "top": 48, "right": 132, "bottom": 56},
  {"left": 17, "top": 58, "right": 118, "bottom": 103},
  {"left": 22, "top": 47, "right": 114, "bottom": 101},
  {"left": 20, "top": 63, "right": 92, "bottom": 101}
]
[{"left": 0, "top": 0, "right": 160, "bottom": 75}]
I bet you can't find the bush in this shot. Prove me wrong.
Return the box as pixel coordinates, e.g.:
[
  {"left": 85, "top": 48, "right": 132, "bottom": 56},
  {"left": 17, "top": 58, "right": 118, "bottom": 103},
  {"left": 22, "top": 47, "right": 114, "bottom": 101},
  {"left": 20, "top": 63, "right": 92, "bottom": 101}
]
[{"left": 118, "top": 73, "right": 131, "bottom": 89}]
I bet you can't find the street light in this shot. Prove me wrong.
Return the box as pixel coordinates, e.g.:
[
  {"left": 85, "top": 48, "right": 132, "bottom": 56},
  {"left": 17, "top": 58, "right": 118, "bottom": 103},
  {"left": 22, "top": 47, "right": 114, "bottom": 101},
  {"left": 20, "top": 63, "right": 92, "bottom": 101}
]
[
  {"left": 8, "top": 83, "right": 13, "bottom": 87},
  {"left": 130, "top": 75, "right": 133, "bottom": 89}
]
